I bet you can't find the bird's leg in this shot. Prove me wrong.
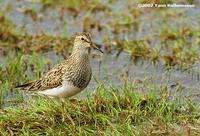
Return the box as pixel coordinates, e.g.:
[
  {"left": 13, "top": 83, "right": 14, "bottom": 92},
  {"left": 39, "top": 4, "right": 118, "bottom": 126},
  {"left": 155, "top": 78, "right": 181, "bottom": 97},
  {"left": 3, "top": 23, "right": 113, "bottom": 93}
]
[{"left": 60, "top": 97, "right": 66, "bottom": 121}]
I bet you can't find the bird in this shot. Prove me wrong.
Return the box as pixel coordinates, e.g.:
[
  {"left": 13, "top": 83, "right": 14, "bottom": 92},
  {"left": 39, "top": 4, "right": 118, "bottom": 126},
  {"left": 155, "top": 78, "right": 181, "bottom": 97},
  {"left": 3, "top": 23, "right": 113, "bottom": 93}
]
[{"left": 16, "top": 32, "right": 104, "bottom": 100}]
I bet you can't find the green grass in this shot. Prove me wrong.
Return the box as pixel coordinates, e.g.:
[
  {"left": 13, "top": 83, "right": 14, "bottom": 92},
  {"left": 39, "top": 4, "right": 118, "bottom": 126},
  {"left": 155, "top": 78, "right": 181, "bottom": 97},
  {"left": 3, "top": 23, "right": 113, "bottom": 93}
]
[
  {"left": 0, "top": 83, "right": 199, "bottom": 135},
  {"left": 0, "top": 52, "right": 49, "bottom": 107}
]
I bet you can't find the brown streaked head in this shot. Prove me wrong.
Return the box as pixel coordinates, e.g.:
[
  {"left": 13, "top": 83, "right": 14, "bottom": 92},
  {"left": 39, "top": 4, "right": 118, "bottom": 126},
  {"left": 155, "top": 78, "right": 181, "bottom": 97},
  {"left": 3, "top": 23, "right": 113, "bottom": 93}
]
[
  {"left": 74, "top": 32, "right": 104, "bottom": 53},
  {"left": 75, "top": 32, "right": 91, "bottom": 43}
]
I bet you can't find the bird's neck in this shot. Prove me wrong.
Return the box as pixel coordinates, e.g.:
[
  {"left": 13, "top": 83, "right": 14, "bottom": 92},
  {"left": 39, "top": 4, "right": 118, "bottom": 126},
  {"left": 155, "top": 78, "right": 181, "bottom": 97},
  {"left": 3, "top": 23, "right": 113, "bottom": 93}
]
[{"left": 71, "top": 48, "right": 90, "bottom": 63}]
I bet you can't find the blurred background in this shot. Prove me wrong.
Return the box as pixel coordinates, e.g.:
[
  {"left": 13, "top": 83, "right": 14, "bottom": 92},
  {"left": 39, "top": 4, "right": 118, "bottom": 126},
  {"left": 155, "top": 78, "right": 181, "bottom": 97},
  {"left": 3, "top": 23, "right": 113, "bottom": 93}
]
[{"left": 0, "top": 0, "right": 200, "bottom": 108}]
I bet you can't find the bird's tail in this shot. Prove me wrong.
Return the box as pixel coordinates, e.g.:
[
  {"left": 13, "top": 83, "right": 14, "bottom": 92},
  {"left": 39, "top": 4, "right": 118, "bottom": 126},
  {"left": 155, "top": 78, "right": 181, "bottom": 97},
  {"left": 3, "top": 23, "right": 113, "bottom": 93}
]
[{"left": 15, "top": 81, "right": 35, "bottom": 90}]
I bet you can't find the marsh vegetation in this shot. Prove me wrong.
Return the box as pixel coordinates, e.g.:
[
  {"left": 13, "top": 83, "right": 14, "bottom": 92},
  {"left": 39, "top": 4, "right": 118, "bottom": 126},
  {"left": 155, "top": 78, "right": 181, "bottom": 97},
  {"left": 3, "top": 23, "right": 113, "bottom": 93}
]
[{"left": 0, "top": 0, "right": 200, "bottom": 135}]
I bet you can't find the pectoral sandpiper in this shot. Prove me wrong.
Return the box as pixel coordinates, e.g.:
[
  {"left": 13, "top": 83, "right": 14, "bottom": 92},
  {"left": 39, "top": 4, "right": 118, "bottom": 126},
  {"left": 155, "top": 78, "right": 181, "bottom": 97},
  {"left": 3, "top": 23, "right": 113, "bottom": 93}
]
[{"left": 16, "top": 32, "right": 103, "bottom": 99}]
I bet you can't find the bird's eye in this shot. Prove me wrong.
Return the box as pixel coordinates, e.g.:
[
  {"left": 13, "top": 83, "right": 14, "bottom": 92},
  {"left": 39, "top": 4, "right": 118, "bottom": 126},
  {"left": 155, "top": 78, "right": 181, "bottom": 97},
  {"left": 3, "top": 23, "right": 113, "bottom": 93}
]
[{"left": 81, "top": 37, "right": 84, "bottom": 41}]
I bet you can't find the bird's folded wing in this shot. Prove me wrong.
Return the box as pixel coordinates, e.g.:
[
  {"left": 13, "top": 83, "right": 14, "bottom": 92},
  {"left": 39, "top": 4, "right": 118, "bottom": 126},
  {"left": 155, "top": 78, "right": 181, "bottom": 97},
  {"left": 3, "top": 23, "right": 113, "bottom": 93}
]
[{"left": 16, "top": 63, "right": 65, "bottom": 91}]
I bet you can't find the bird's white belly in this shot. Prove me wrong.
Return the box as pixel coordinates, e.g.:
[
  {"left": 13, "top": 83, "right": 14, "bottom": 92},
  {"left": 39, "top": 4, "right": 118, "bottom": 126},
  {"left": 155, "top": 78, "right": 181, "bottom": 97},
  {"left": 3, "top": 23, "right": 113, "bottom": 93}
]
[{"left": 37, "top": 83, "right": 82, "bottom": 98}]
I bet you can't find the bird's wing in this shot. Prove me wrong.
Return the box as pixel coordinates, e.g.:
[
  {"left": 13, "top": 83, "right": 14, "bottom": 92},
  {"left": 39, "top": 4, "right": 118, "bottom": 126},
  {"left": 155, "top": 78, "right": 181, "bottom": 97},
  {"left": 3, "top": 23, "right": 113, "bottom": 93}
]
[{"left": 16, "top": 62, "right": 67, "bottom": 91}]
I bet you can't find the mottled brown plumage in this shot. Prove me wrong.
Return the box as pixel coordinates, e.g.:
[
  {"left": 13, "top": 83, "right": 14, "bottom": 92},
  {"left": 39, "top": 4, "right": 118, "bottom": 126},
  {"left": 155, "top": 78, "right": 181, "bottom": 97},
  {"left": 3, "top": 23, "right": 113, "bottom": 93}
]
[{"left": 16, "top": 32, "right": 103, "bottom": 98}]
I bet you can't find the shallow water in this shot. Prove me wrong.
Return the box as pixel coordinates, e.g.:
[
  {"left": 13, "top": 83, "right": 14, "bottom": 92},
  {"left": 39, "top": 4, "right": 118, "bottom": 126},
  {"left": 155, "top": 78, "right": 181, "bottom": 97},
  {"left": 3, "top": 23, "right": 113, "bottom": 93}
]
[
  {"left": 1, "top": 0, "right": 200, "bottom": 38},
  {"left": 0, "top": 0, "right": 200, "bottom": 107},
  {"left": 2, "top": 51, "right": 199, "bottom": 107},
  {"left": 89, "top": 52, "right": 200, "bottom": 101}
]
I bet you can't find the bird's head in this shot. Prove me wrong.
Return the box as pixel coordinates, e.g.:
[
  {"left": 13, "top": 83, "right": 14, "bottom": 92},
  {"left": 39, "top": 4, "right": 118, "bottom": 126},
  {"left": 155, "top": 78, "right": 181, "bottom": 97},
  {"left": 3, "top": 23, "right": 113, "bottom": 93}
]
[{"left": 73, "top": 32, "right": 104, "bottom": 54}]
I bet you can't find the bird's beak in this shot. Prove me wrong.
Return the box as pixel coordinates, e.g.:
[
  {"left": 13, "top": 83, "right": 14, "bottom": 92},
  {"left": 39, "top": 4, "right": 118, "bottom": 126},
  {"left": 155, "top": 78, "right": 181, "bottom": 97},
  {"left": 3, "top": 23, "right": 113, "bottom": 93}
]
[{"left": 91, "top": 43, "right": 104, "bottom": 54}]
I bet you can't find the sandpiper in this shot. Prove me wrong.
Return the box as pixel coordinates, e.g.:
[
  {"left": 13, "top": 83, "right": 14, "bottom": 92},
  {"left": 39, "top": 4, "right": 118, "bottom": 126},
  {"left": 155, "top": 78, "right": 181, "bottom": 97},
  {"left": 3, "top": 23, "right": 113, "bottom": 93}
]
[{"left": 16, "top": 32, "right": 103, "bottom": 99}]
